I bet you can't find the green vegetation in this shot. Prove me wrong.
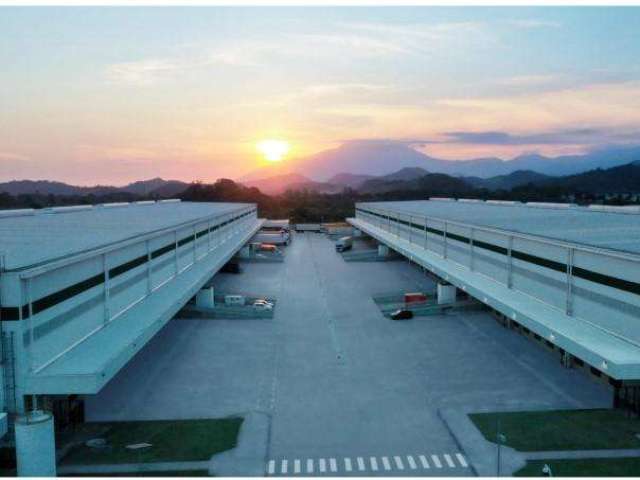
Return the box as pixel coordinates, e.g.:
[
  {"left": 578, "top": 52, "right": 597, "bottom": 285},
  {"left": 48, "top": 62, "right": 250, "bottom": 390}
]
[
  {"left": 62, "top": 469, "right": 209, "bottom": 477},
  {"left": 515, "top": 458, "right": 640, "bottom": 477},
  {"left": 470, "top": 409, "right": 640, "bottom": 451},
  {"left": 61, "top": 417, "right": 242, "bottom": 465}
]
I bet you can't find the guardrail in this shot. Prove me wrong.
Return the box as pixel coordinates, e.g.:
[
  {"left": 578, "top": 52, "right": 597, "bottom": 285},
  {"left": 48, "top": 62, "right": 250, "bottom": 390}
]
[
  {"left": 355, "top": 203, "right": 640, "bottom": 350},
  {"left": 7, "top": 205, "right": 258, "bottom": 375}
]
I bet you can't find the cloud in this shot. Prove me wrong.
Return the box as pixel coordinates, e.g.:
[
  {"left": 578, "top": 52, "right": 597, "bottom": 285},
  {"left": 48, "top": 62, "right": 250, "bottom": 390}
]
[
  {"left": 290, "top": 20, "right": 493, "bottom": 59},
  {"left": 496, "top": 74, "right": 561, "bottom": 87},
  {"left": 507, "top": 19, "right": 562, "bottom": 29},
  {"left": 343, "top": 126, "right": 640, "bottom": 150},
  {"left": 106, "top": 59, "right": 181, "bottom": 86},
  {"left": 106, "top": 44, "right": 266, "bottom": 86},
  {"left": 0, "top": 151, "right": 30, "bottom": 162},
  {"left": 105, "top": 19, "right": 495, "bottom": 87},
  {"left": 440, "top": 128, "right": 605, "bottom": 146}
]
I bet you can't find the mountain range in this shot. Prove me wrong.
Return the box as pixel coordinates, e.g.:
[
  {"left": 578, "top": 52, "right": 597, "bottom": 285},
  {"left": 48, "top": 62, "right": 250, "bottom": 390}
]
[
  {"left": 2, "top": 157, "right": 639, "bottom": 200},
  {"left": 0, "top": 177, "right": 190, "bottom": 197},
  {"left": 240, "top": 141, "right": 640, "bottom": 183},
  {"left": 240, "top": 160, "right": 640, "bottom": 196}
]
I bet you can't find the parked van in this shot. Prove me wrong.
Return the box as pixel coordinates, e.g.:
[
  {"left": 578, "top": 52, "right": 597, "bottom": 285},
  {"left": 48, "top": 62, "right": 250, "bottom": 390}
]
[{"left": 335, "top": 236, "right": 353, "bottom": 252}]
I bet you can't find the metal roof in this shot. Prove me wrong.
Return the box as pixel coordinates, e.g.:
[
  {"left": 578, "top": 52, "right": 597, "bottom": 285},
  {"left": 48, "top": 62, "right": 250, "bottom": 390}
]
[
  {"left": 0, "top": 201, "right": 253, "bottom": 270},
  {"left": 359, "top": 200, "right": 640, "bottom": 255}
]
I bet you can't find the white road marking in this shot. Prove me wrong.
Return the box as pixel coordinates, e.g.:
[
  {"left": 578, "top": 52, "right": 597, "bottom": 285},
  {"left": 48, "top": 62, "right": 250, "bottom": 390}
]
[
  {"left": 456, "top": 453, "right": 468, "bottom": 467},
  {"left": 268, "top": 452, "right": 465, "bottom": 475},
  {"left": 444, "top": 454, "right": 455, "bottom": 468}
]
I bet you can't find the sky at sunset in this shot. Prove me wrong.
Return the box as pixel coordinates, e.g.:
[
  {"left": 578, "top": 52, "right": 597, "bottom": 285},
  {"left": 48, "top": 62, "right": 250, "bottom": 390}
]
[{"left": 2, "top": 7, "right": 640, "bottom": 185}]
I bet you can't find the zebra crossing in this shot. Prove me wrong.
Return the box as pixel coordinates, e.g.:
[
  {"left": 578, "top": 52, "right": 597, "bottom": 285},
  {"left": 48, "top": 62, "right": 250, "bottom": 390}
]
[{"left": 266, "top": 452, "right": 469, "bottom": 476}]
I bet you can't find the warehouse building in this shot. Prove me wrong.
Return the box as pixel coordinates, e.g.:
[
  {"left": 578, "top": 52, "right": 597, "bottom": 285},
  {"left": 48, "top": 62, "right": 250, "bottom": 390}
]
[
  {"left": 0, "top": 200, "right": 261, "bottom": 475},
  {"left": 349, "top": 199, "right": 640, "bottom": 403}
]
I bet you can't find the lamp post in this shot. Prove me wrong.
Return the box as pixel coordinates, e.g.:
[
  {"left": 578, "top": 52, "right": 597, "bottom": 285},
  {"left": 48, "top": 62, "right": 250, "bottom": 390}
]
[{"left": 496, "top": 419, "right": 507, "bottom": 477}]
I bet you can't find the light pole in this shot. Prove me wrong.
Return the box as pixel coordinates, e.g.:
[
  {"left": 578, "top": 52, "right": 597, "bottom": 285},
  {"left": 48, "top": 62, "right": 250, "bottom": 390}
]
[
  {"left": 496, "top": 419, "right": 507, "bottom": 477},
  {"left": 542, "top": 464, "right": 553, "bottom": 477}
]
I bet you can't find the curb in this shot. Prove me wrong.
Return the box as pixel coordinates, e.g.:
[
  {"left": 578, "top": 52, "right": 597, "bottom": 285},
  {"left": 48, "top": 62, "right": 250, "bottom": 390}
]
[
  {"left": 209, "top": 411, "right": 271, "bottom": 477},
  {"left": 438, "top": 408, "right": 526, "bottom": 477}
]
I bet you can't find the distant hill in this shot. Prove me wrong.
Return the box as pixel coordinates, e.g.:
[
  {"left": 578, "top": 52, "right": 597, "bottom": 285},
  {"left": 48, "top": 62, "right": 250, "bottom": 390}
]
[
  {"left": 119, "top": 177, "right": 189, "bottom": 196},
  {"left": 359, "top": 161, "right": 640, "bottom": 196},
  {"left": 358, "top": 167, "right": 430, "bottom": 193},
  {"left": 379, "top": 167, "right": 429, "bottom": 182},
  {"left": 464, "top": 170, "right": 552, "bottom": 190},
  {"left": 544, "top": 161, "right": 640, "bottom": 194},
  {"left": 359, "top": 171, "right": 472, "bottom": 195},
  {"left": 241, "top": 173, "right": 341, "bottom": 195},
  {"left": 240, "top": 140, "right": 640, "bottom": 181},
  {"left": 0, "top": 180, "right": 117, "bottom": 196},
  {"left": 0, "top": 178, "right": 189, "bottom": 197},
  {"left": 327, "top": 173, "right": 374, "bottom": 189}
]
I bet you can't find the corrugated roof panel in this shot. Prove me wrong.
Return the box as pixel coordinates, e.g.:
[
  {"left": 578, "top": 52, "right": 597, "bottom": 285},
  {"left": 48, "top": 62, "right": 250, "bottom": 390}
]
[
  {"left": 359, "top": 200, "right": 640, "bottom": 255},
  {"left": 0, "top": 201, "right": 253, "bottom": 270}
]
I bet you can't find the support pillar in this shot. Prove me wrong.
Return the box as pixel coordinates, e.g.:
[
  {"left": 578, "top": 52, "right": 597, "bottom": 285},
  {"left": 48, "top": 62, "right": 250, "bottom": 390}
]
[
  {"left": 378, "top": 244, "right": 390, "bottom": 257},
  {"left": 15, "top": 410, "right": 57, "bottom": 477},
  {"left": 239, "top": 245, "right": 251, "bottom": 259},
  {"left": 353, "top": 228, "right": 362, "bottom": 237},
  {"left": 437, "top": 282, "right": 457, "bottom": 305},
  {"left": 196, "top": 287, "right": 215, "bottom": 308},
  {"left": 561, "top": 351, "right": 573, "bottom": 369}
]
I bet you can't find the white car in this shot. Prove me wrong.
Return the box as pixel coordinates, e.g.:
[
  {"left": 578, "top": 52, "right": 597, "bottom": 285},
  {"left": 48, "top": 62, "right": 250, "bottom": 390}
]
[{"left": 253, "top": 299, "right": 274, "bottom": 310}]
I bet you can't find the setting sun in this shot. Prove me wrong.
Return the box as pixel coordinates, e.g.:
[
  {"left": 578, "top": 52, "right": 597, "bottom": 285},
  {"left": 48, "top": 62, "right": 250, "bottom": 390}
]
[{"left": 257, "top": 139, "right": 290, "bottom": 162}]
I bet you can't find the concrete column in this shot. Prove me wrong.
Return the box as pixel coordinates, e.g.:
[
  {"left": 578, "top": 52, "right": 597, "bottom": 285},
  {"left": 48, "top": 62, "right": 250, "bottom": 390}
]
[
  {"left": 196, "top": 287, "right": 215, "bottom": 308},
  {"left": 378, "top": 244, "right": 390, "bottom": 257},
  {"left": 561, "top": 351, "right": 573, "bottom": 369},
  {"left": 239, "top": 245, "right": 251, "bottom": 259},
  {"left": 437, "top": 283, "right": 457, "bottom": 305},
  {"left": 15, "top": 410, "right": 57, "bottom": 477},
  {"left": 353, "top": 228, "right": 362, "bottom": 237}
]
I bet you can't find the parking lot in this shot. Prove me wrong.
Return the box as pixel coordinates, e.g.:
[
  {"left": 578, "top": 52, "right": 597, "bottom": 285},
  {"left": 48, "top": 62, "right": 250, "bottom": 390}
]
[{"left": 87, "top": 232, "right": 610, "bottom": 476}]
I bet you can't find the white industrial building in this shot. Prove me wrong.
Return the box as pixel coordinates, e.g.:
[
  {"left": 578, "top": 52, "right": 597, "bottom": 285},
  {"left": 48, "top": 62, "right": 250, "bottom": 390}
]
[
  {"left": 349, "top": 199, "right": 640, "bottom": 404},
  {"left": 0, "top": 200, "right": 261, "bottom": 475}
]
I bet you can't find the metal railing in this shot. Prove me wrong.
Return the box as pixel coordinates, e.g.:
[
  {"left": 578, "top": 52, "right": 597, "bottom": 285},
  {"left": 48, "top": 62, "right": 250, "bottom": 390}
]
[{"left": 15, "top": 206, "right": 259, "bottom": 374}]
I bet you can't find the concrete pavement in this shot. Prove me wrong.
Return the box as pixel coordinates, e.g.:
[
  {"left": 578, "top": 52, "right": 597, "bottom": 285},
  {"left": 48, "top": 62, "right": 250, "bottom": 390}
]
[{"left": 87, "top": 232, "right": 611, "bottom": 476}]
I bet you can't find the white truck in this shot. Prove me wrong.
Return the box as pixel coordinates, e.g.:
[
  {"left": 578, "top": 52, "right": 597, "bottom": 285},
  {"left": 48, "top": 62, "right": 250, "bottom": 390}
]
[{"left": 335, "top": 236, "right": 353, "bottom": 252}]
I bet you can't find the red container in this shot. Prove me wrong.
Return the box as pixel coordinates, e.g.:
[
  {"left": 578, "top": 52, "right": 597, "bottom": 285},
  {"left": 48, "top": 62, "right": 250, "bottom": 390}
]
[{"left": 404, "top": 292, "right": 427, "bottom": 304}]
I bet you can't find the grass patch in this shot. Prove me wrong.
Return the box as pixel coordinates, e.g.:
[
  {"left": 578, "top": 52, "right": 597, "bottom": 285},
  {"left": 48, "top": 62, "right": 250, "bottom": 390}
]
[
  {"left": 470, "top": 409, "right": 640, "bottom": 451},
  {"left": 515, "top": 458, "right": 640, "bottom": 477},
  {"left": 62, "top": 469, "right": 209, "bottom": 477},
  {"left": 61, "top": 417, "right": 242, "bottom": 465}
]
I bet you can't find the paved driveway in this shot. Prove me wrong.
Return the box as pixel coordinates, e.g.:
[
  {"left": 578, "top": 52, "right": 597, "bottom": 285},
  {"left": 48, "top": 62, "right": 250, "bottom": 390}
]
[{"left": 87, "top": 232, "right": 610, "bottom": 476}]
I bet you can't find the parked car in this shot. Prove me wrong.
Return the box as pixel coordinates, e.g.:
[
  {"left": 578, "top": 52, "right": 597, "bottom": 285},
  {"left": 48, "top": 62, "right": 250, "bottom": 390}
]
[
  {"left": 253, "top": 299, "right": 274, "bottom": 311},
  {"left": 390, "top": 309, "right": 413, "bottom": 320},
  {"left": 335, "top": 236, "right": 353, "bottom": 252},
  {"left": 221, "top": 261, "right": 241, "bottom": 274}
]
